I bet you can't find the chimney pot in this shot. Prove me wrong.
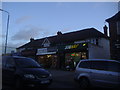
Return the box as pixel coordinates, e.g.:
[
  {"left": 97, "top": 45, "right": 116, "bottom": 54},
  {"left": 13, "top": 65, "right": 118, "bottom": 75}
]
[
  {"left": 103, "top": 25, "right": 108, "bottom": 36},
  {"left": 57, "top": 31, "right": 62, "bottom": 35},
  {"left": 30, "top": 38, "right": 34, "bottom": 42}
]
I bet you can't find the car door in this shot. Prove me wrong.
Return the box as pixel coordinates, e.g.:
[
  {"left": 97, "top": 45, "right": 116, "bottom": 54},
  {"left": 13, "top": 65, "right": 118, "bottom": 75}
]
[
  {"left": 3, "top": 56, "right": 16, "bottom": 84},
  {"left": 90, "top": 61, "right": 109, "bottom": 87},
  {"left": 106, "top": 62, "right": 120, "bottom": 88}
]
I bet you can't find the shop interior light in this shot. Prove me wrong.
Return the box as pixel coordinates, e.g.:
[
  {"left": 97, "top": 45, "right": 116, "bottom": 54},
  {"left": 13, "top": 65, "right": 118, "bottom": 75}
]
[
  {"left": 40, "top": 56, "right": 44, "bottom": 59},
  {"left": 71, "top": 53, "right": 75, "bottom": 56},
  {"left": 47, "top": 55, "right": 51, "bottom": 58},
  {"left": 54, "top": 55, "right": 57, "bottom": 58},
  {"left": 83, "top": 43, "right": 86, "bottom": 46},
  {"left": 76, "top": 54, "right": 79, "bottom": 56}
]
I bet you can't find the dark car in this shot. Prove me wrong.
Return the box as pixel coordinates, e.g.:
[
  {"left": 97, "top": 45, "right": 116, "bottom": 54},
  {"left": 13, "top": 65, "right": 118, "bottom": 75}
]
[{"left": 2, "top": 56, "right": 52, "bottom": 89}]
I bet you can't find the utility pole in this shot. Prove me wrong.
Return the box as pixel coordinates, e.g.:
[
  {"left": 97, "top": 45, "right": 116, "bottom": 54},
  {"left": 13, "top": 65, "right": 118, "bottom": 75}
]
[{"left": 0, "top": 9, "right": 10, "bottom": 54}]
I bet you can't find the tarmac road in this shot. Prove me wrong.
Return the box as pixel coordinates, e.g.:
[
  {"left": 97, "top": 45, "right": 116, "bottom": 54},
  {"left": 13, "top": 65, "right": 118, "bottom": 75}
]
[
  {"left": 48, "top": 69, "right": 79, "bottom": 88},
  {"left": 2, "top": 69, "right": 116, "bottom": 90},
  {"left": 2, "top": 69, "right": 79, "bottom": 90}
]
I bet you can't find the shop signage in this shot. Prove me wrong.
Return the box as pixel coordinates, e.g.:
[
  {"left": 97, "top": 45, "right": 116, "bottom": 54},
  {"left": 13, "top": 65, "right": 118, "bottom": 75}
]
[
  {"left": 37, "top": 48, "right": 47, "bottom": 55},
  {"left": 36, "top": 48, "right": 56, "bottom": 55},
  {"left": 65, "top": 43, "right": 87, "bottom": 50},
  {"left": 65, "top": 44, "right": 79, "bottom": 50}
]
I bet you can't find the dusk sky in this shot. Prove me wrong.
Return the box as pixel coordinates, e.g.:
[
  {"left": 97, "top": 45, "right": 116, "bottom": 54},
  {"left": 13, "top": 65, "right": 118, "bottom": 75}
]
[{"left": 1, "top": 1, "right": 119, "bottom": 53}]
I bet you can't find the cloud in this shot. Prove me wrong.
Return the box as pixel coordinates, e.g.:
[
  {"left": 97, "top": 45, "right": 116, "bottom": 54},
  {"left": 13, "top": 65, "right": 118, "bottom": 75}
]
[
  {"left": 7, "top": 41, "right": 26, "bottom": 48},
  {"left": 11, "top": 25, "right": 47, "bottom": 41},
  {"left": 15, "top": 16, "right": 32, "bottom": 24},
  {"left": 11, "top": 25, "right": 42, "bottom": 41}
]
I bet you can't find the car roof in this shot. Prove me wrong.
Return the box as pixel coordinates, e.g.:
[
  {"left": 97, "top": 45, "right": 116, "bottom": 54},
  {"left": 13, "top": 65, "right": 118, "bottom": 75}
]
[
  {"left": 2, "top": 56, "right": 28, "bottom": 59},
  {"left": 80, "top": 59, "right": 120, "bottom": 63}
]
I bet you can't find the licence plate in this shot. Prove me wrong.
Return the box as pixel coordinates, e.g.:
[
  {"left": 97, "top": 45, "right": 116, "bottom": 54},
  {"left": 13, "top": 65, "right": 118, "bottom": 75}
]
[{"left": 41, "top": 80, "right": 50, "bottom": 84}]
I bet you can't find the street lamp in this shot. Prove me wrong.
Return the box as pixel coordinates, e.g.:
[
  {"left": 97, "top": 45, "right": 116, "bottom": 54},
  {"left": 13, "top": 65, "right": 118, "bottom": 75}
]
[{"left": 0, "top": 9, "right": 10, "bottom": 54}]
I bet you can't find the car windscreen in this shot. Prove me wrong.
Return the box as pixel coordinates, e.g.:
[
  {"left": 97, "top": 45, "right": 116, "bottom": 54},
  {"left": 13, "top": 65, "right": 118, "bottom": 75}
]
[{"left": 14, "top": 57, "right": 41, "bottom": 68}]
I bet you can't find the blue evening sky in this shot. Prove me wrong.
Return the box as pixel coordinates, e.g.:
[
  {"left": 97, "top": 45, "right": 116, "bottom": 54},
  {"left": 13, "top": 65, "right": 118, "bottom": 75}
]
[{"left": 1, "top": 2, "right": 118, "bottom": 52}]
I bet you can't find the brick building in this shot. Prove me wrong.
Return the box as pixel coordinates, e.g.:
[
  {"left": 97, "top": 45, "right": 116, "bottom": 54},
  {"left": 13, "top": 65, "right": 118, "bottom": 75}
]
[{"left": 106, "top": 11, "right": 120, "bottom": 60}]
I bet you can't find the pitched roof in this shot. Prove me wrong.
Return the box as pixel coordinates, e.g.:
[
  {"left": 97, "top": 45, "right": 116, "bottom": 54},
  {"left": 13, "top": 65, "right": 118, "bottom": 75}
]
[
  {"left": 17, "top": 28, "right": 108, "bottom": 49},
  {"left": 106, "top": 11, "right": 120, "bottom": 22},
  {"left": 58, "top": 28, "right": 108, "bottom": 42}
]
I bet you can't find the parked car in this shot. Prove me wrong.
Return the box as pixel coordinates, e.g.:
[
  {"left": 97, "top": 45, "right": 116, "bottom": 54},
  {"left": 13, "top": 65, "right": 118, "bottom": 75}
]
[
  {"left": 74, "top": 59, "right": 120, "bottom": 89},
  {"left": 2, "top": 56, "right": 52, "bottom": 89}
]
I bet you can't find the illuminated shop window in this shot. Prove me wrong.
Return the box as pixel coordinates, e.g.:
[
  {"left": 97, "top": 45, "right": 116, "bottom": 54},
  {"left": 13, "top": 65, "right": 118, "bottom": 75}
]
[
  {"left": 54, "top": 55, "right": 57, "bottom": 58},
  {"left": 40, "top": 56, "right": 44, "bottom": 59},
  {"left": 83, "top": 43, "right": 86, "bottom": 46},
  {"left": 71, "top": 53, "right": 75, "bottom": 56},
  {"left": 82, "top": 52, "right": 87, "bottom": 59},
  {"left": 47, "top": 55, "right": 51, "bottom": 58}
]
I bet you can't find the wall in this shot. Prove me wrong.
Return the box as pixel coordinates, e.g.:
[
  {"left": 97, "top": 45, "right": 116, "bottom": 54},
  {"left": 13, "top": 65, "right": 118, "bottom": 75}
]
[{"left": 88, "top": 38, "right": 110, "bottom": 59}]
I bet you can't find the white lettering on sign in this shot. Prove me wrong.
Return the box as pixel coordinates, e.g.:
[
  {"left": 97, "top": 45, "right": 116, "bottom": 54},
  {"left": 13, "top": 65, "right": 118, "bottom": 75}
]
[{"left": 37, "top": 48, "right": 47, "bottom": 54}]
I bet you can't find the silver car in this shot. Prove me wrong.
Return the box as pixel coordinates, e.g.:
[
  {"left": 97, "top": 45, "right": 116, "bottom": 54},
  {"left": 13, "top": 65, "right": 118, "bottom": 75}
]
[{"left": 74, "top": 59, "right": 120, "bottom": 89}]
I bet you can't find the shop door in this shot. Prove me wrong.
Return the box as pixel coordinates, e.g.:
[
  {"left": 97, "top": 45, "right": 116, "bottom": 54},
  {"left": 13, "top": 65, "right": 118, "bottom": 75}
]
[{"left": 65, "top": 52, "right": 87, "bottom": 69}]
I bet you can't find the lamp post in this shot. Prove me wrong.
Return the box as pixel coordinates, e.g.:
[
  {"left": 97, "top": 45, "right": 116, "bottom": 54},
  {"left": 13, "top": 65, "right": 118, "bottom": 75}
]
[{"left": 0, "top": 9, "right": 10, "bottom": 54}]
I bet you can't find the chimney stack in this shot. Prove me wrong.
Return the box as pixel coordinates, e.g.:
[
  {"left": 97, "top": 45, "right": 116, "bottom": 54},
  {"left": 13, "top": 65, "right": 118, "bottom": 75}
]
[
  {"left": 30, "top": 38, "right": 34, "bottom": 42},
  {"left": 103, "top": 25, "right": 108, "bottom": 36},
  {"left": 57, "top": 31, "right": 62, "bottom": 35}
]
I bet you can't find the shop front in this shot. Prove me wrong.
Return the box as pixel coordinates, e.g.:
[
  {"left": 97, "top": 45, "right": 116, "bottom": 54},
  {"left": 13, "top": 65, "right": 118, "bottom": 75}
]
[
  {"left": 62, "top": 43, "right": 88, "bottom": 70},
  {"left": 65, "top": 52, "right": 87, "bottom": 69},
  {"left": 36, "top": 47, "right": 58, "bottom": 68}
]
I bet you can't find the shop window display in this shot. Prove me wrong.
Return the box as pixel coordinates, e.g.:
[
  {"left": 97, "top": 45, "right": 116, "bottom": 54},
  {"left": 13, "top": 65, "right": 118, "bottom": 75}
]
[
  {"left": 37, "top": 55, "right": 57, "bottom": 68},
  {"left": 65, "top": 52, "right": 87, "bottom": 70}
]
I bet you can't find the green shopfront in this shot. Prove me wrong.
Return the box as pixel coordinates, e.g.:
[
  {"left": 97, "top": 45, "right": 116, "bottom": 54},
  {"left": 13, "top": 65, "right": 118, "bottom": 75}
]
[{"left": 58, "top": 43, "right": 88, "bottom": 69}]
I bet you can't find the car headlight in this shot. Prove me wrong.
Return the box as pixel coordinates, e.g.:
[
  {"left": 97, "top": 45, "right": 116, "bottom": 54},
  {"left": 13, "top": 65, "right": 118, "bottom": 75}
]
[{"left": 24, "top": 74, "right": 35, "bottom": 79}]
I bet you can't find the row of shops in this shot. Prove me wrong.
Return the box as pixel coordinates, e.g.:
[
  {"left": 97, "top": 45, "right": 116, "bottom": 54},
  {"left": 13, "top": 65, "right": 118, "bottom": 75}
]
[
  {"left": 17, "top": 28, "right": 110, "bottom": 69},
  {"left": 21, "top": 43, "right": 88, "bottom": 69},
  {"left": 36, "top": 43, "right": 88, "bottom": 69}
]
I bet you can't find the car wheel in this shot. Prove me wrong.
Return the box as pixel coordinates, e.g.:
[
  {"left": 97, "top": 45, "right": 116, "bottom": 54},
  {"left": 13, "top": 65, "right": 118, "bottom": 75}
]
[
  {"left": 15, "top": 78, "right": 23, "bottom": 89},
  {"left": 79, "top": 78, "right": 90, "bottom": 89}
]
